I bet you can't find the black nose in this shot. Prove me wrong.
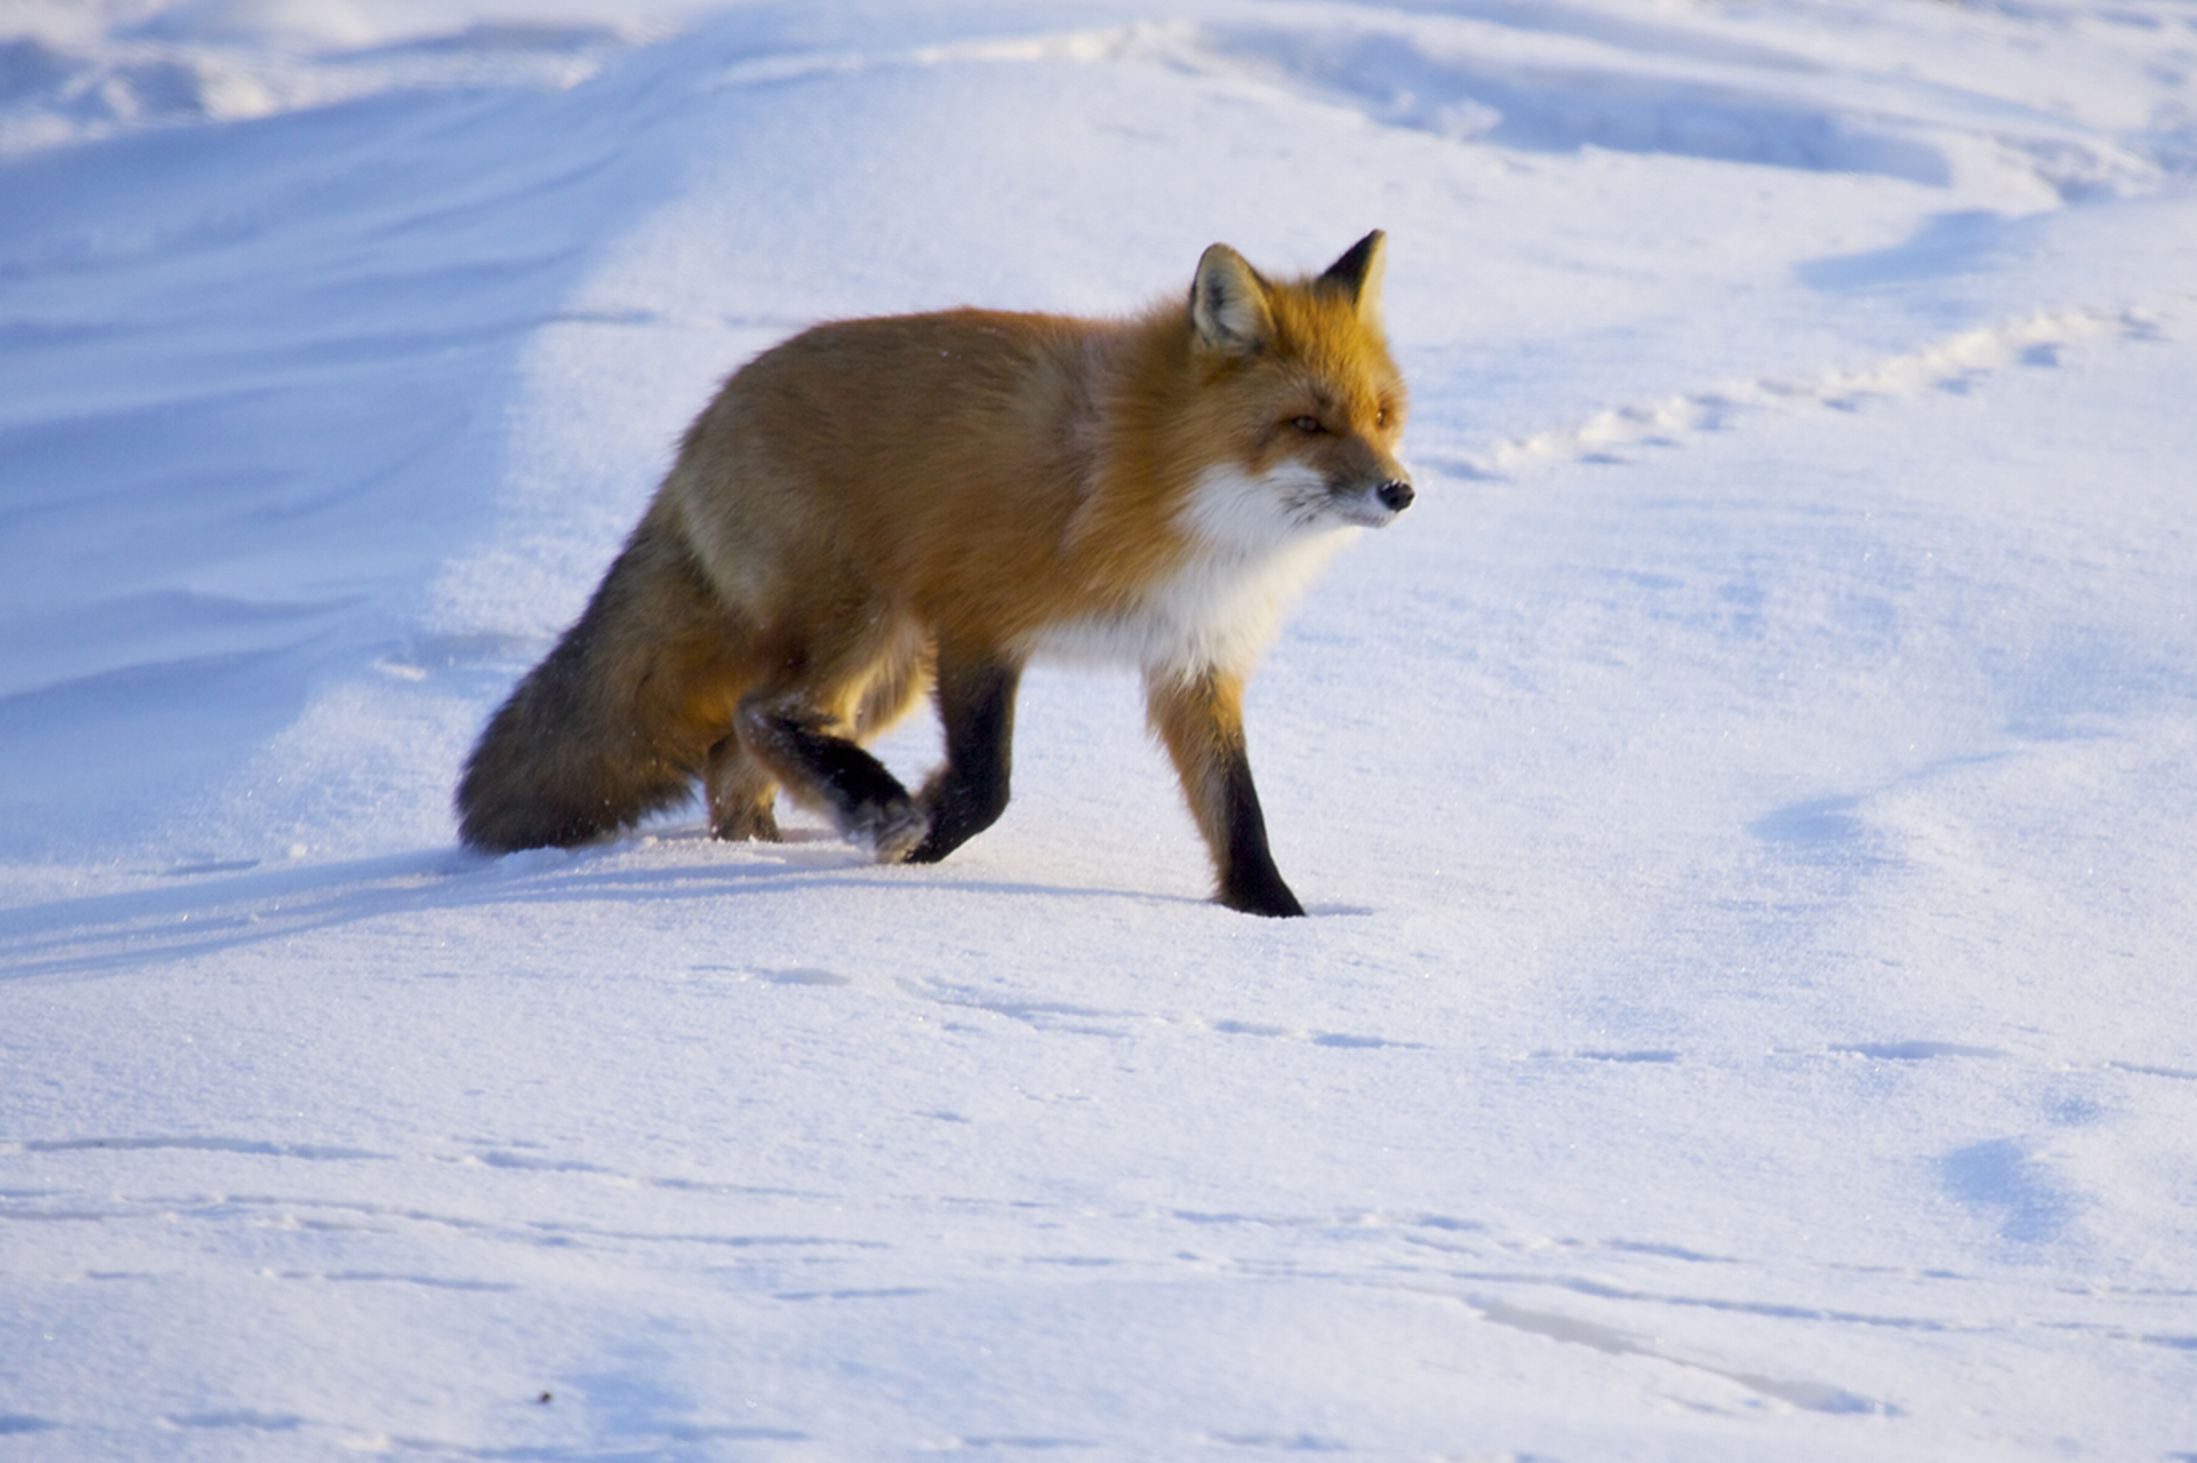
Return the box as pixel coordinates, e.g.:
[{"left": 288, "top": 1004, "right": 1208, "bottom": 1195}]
[{"left": 1377, "top": 479, "right": 1415, "bottom": 512}]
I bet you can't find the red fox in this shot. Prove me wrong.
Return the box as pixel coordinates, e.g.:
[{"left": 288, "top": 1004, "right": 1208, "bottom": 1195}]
[{"left": 457, "top": 232, "right": 1412, "bottom": 916}]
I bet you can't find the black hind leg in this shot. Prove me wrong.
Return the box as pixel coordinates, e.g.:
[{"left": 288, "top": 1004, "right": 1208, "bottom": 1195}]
[
  {"left": 907, "top": 643, "right": 1021, "bottom": 864},
  {"left": 734, "top": 695, "right": 927, "bottom": 861}
]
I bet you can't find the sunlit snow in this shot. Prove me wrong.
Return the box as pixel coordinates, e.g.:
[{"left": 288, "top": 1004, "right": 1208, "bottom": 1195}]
[{"left": 3, "top": 1, "right": 2194, "bottom": 1456}]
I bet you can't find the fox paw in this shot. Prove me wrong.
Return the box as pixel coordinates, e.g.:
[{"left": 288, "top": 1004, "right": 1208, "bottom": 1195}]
[
  {"left": 710, "top": 803, "right": 781, "bottom": 843},
  {"left": 848, "top": 797, "right": 929, "bottom": 864}
]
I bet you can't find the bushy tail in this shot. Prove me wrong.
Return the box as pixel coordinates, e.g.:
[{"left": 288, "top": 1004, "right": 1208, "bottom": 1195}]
[{"left": 456, "top": 510, "right": 724, "bottom": 852}]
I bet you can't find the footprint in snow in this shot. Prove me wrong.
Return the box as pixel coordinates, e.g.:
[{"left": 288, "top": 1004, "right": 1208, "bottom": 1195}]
[
  {"left": 1939, "top": 1137, "right": 2077, "bottom": 1245},
  {"left": 1832, "top": 1041, "right": 2004, "bottom": 1061},
  {"left": 1207, "top": 1018, "right": 1423, "bottom": 1050},
  {"left": 760, "top": 966, "right": 852, "bottom": 986},
  {"left": 1476, "top": 303, "right": 2172, "bottom": 474}
]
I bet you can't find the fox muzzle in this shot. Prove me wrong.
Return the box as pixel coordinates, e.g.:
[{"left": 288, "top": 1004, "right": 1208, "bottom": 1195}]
[{"left": 1327, "top": 475, "right": 1415, "bottom": 527}]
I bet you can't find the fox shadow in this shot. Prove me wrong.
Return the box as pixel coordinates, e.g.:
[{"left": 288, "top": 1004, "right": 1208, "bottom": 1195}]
[{"left": 0, "top": 830, "right": 1207, "bottom": 984}]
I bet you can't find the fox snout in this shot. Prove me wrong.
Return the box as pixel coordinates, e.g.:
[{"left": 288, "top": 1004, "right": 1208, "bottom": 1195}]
[{"left": 1328, "top": 473, "right": 1414, "bottom": 527}]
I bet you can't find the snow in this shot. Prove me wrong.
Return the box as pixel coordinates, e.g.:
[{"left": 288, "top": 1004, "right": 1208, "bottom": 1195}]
[{"left": 3, "top": 0, "right": 2195, "bottom": 1456}]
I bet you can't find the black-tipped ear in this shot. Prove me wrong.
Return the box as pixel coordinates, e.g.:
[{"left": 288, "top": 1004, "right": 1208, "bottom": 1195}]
[
  {"left": 1320, "top": 229, "right": 1387, "bottom": 318},
  {"left": 1189, "top": 243, "right": 1273, "bottom": 355}
]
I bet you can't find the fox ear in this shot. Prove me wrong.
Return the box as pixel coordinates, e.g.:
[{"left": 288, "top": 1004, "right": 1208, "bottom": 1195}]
[
  {"left": 1189, "top": 244, "right": 1272, "bottom": 355},
  {"left": 1320, "top": 229, "right": 1387, "bottom": 319}
]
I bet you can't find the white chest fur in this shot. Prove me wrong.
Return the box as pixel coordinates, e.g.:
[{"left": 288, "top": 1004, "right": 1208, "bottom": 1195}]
[{"left": 1022, "top": 464, "right": 1358, "bottom": 679}]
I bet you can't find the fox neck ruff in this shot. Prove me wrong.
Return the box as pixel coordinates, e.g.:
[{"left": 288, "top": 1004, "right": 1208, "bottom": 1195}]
[{"left": 1019, "top": 463, "right": 1358, "bottom": 681}]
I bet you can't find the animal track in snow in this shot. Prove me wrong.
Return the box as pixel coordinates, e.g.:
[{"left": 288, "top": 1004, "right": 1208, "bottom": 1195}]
[
  {"left": 1478, "top": 304, "right": 2176, "bottom": 473},
  {"left": 904, "top": 977, "right": 1135, "bottom": 1037},
  {"left": 1205, "top": 1018, "right": 1426, "bottom": 1050},
  {"left": 760, "top": 965, "right": 853, "bottom": 986},
  {"left": 5, "top": 1135, "right": 386, "bottom": 1161},
  {"left": 1466, "top": 1296, "right": 1891, "bottom": 1415},
  {"left": 887, "top": 976, "right": 1427, "bottom": 1050},
  {"left": 942, "top": 1433, "right": 1101, "bottom": 1453},
  {"left": 2108, "top": 1060, "right": 2197, "bottom": 1083},
  {"left": 1831, "top": 1041, "right": 2006, "bottom": 1062},
  {"left": 266, "top": 1270, "right": 516, "bottom": 1292},
  {"left": 1205, "top": 1431, "right": 1349, "bottom": 1452},
  {"left": 159, "top": 1411, "right": 306, "bottom": 1433},
  {"left": 441, "top": 1147, "right": 614, "bottom": 1175},
  {"left": 1941, "top": 1138, "right": 2078, "bottom": 1246}
]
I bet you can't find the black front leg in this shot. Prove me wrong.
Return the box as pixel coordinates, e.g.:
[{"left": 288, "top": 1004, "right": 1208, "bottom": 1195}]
[
  {"left": 1213, "top": 748, "right": 1305, "bottom": 918},
  {"left": 906, "top": 646, "right": 1021, "bottom": 865},
  {"left": 1147, "top": 669, "right": 1306, "bottom": 917}
]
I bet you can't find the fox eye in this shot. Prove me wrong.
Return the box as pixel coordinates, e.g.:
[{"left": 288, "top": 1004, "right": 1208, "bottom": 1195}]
[
  {"left": 1375, "top": 407, "right": 1390, "bottom": 428},
  {"left": 1290, "top": 415, "right": 1323, "bottom": 434}
]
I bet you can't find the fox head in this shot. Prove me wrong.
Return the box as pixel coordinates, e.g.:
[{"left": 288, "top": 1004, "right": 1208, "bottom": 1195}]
[{"left": 1179, "top": 230, "right": 1413, "bottom": 549}]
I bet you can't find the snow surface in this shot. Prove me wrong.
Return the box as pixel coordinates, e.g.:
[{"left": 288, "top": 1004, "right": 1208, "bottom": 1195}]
[{"left": 4, "top": 0, "right": 2196, "bottom": 1456}]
